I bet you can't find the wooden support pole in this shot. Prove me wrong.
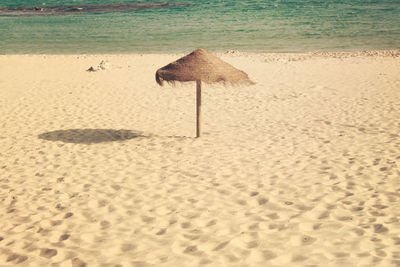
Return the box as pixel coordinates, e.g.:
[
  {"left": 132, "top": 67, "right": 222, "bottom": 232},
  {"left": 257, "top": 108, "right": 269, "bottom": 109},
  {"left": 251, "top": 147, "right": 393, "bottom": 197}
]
[{"left": 196, "top": 80, "right": 201, "bottom": 138}]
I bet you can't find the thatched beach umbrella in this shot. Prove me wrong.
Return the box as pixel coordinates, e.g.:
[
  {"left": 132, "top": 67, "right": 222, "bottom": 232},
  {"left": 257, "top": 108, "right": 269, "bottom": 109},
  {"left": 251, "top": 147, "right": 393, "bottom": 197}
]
[{"left": 155, "top": 48, "right": 253, "bottom": 137}]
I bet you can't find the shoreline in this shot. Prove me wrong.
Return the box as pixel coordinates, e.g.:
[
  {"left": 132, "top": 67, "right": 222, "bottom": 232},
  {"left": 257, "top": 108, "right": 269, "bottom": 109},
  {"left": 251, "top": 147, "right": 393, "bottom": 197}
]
[
  {"left": 1, "top": 49, "right": 399, "bottom": 57},
  {"left": 0, "top": 47, "right": 400, "bottom": 56}
]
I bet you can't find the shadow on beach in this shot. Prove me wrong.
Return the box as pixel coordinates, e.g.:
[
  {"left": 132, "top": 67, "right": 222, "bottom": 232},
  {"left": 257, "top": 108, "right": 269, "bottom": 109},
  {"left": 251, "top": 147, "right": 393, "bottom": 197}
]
[{"left": 38, "top": 129, "right": 143, "bottom": 144}]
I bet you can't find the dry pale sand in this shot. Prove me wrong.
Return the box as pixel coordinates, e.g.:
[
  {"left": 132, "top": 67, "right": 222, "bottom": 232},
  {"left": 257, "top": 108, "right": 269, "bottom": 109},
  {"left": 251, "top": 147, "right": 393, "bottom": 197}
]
[{"left": 1, "top": 51, "right": 400, "bottom": 267}]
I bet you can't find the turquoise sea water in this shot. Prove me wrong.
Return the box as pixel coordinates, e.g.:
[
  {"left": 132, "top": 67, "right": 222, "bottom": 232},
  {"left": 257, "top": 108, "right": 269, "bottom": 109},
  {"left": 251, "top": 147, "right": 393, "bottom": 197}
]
[{"left": 0, "top": 0, "right": 399, "bottom": 54}]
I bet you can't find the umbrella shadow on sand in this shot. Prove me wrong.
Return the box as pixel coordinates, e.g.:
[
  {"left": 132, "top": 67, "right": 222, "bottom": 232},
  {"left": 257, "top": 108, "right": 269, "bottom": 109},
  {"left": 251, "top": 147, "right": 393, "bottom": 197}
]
[{"left": 38, "top": 129, "right": 144, "bottom": 144}]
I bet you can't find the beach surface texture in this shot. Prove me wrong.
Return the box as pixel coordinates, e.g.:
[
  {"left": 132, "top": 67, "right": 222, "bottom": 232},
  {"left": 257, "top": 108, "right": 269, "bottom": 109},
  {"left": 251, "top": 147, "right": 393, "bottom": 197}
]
[{"left": 1, "top": 51, "right": 400, "bottom": 266}]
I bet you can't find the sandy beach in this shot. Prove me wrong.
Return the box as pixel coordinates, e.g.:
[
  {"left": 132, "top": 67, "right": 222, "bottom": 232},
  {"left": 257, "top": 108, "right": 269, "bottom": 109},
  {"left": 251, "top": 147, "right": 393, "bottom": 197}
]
[{"left": 1, "top": 51, "right": 400, "bottom": 266}]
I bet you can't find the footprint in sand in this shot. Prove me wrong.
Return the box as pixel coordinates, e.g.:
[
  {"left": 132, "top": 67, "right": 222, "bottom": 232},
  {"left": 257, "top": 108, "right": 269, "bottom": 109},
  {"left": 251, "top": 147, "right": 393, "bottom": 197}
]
[
  {"left": 250, "top": 191, "right": 259, "bottom": 197},
  {"left": 373, "top": 224, "right": 389, "bottom": 234},
  {"left": 213, "top": 241, "right": 230, "bottom": 251},
  {"left": 59, "top": 234, "right": 70, "bottom": 241},
  {"left": 258, "top": 197, "right": 268, "bottom": 205},
  {"left": 64, "top": 212, "right": 73, "bottom": 219},
  {"left": 156, "top": 228, "right": 167, "bottom": 235},
  {"left": 184, "top": 245, "right": 198, "bottom": 254},
  {"left": 39, "top": 248, "right": 57, "bottom": 258},
  {"left": 206, "top": 219, "right": 217, "bottom": 227},
  {"left": 7, "top": 254, "right": 28, "bottom": 264}
]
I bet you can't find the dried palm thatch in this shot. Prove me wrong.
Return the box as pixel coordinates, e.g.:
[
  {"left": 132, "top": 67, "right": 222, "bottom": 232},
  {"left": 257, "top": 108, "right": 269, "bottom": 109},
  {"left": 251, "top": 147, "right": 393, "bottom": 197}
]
[
  {"left": 155, "top": 48, "right": 254, "bottom": 137},
  {"left": 155, "top": 48, "right": 254, "bottom": 86}
]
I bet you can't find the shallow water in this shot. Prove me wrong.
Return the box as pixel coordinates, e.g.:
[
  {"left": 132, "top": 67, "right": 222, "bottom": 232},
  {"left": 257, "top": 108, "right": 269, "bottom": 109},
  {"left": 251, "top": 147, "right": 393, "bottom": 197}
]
[{"left": 0, "top": 0, "right": 399, "bottom": 53}]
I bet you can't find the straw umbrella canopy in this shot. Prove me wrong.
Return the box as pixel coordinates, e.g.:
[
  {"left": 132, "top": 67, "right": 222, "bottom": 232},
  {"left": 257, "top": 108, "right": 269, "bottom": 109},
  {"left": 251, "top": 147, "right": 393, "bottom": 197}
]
[
  {"left": 155, "top": 48, "right": 253, "bottom": 137},
  {"left": 156, "top": 48, "right": 253, "bottom": 86}
]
